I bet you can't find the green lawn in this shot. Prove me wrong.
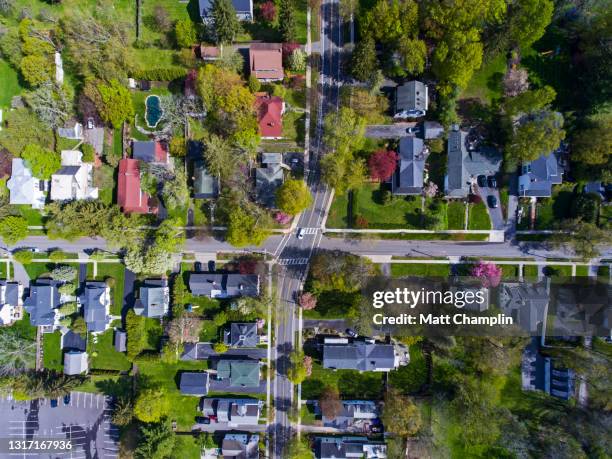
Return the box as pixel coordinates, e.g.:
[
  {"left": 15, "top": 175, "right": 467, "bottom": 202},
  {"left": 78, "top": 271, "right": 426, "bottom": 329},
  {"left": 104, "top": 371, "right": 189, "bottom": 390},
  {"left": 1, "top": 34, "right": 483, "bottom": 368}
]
[
  {"left": 87, "top": 263, "right": 125, "bottom": 315},
  {"left": 88, "top": 329, "right": 131, "bottom": 371},
  {"left": 447, "top": 201, "right": 465, "bottom": 230},
  {"left": 9, "top": 312, "right": 37, "bottom": 341},
  {"left": 0, "top": 261, "right": 9, "bottom": 279},
  {"left": 468, "top": 202, "right": 491, "bottom": 230},
  {"left": 326, "top": 192, "right": 351, "bottom": 228},
  {"left": 460, "top": 52, "right": 506, "bottom": 103},
  {"left": 501, "top": 265, "right": 521, "bottom": 279},
  {"left": 523, "top": 265, "right": 540, "bottom": 278},
  {"left": 143, "top": 317, "right": 164, "bottom": 350},
  {"left": 24, "top": 262, "right": 53, "bottom": 280},
  {"left": 282, "top": 111, "right": 306, "bottom": 144},
  {"left": 391, "top": 263, "right": 450, "bottom": 277},
  {"left": 199, "top": 319, "right": 219, "bottom": 342},
  {"left": 0, "top": 59, "right": 22, "bottom": 107},
  {"left": 301, "top": 362, "right": 385, "bottom": 399},
  {"left": 171, "top": 435, "right": 202, "bottom": 459},
  {"left": 388, "top": 345, "right": 427, "bottom": 393},
  {"left": 544, "top": 264, "right": 572, "bottom": 277},
  {"left": 43, "top": 331, "right": 63, "bottom": 371},
  {"left": 15, "top": 205, "right": 45, "bottom": 226},
  {"left": 575, "top": 265, "right": 589, "bottom": 277},
  {"left": 534, "top": 183, "right": 574, "bottom": 230}
]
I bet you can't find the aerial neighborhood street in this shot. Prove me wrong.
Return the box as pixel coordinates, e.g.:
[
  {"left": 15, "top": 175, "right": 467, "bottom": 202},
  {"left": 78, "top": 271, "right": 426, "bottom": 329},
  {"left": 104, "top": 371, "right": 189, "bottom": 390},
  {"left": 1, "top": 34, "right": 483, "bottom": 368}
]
[{"left": 0, "top": 0, "right": 610, "bottom": 458}]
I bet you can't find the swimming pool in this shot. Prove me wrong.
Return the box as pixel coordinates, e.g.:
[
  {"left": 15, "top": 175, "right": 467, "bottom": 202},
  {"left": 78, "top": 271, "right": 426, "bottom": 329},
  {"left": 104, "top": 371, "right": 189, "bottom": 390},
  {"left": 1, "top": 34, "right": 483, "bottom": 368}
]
[{"left": 145, "top": 95, "right": 163, "bottom": 128}]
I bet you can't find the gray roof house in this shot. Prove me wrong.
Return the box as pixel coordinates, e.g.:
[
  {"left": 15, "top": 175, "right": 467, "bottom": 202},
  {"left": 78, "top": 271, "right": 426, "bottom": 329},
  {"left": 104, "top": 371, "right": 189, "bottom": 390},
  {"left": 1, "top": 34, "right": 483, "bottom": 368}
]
[
  {"left": 521, "top": 339, "right": 575, "bottom": 400},
  {"left": 193, "top": 159, "right": 219, "bottom": 199},
  {"left": 216, "top": 359, "right": 261, "bottom": 388},
  {"left": 114, "top": 329, "right": 127, "bottom": 352},
  {"left": 189, "top": 274, "right": 260, "bottom": 298},
  {"left": 518, "top": 153, "right": 563, "bottom": 197},
  {"left": 23, "top": 279, "right": 61, "bottom": 329},
  {"left": 63, "top": 350, "right": 88, "bottom": 375},
  {"left": 179, "top": 372, "right": 210, "bottom": 396},
  {"left": 444, "top": 127, "right": 502, "bottom": 198},
  {"left": 392, "top": 137, "right": 427, "bottom": 195},
  {"left": 0, "top": 281, "right": 22, "bottom": 326},
  {"left": 320, "top": 400, "right": 379, "bottom": 429},
  {"left": 224, "top": 322, "right": 259, "bottom": 347},
  {"left": 201, "top": 398, "right": 262, "bottom": 426},
  {"left": 315, "top": 436, "right": 387, "bottom": 459},
  {"left": 222, "top": 433, "right": 259, "bottom": 459},
  {"left": 61, "top": 329, "right": 87, "bottom": 352},
  {"left": 199, "top": 0, "right": 253, "bottom": 22},
  {"left": 256, "top": 153, "right": 284, "bottom": 208},
  {"left": 323, "top": 341, "right": 397, "bottom": 372},
  {"left": 134, "top": 279, "right": 169, "bottom": 318},
  {"left": 132, "top": 141, "right": 169, "bottom": 164},
  {"left": 394, "top": 81, "right": 428, "bottom": 118},
  {"left": 80, "top": 281, "right": 111, "bottom": 333},
  {"left": 499, "top": 282, "right": 549, "bottom": 334}
]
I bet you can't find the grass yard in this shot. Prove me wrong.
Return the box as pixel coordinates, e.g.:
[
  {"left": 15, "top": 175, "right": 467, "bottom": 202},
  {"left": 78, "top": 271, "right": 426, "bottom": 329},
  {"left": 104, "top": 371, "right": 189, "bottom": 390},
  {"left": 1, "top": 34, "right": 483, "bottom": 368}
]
[
  {"left": 391, "top": 263, "right": 450, "bottom": 277},
  {"left": 10, "top": 313, "right": 37, "bottom": 341},
  {"left": 575, "top": 265, "right": 589, "bottom": 277},
  {"left": 300, "top": 404, "right": 318, "bottom": 424},
  {"left": 543, "top": 264, "right": 572, "bottom": 277},
  {"left": 15, "top": 205, "right": 45, "bottom": 226},
  {"left": 302, "top": 290, "right": 360, "bottom": 319},
  {"left": 447, "top": 201, "right": 465, "bottom": 230},
  {"left": 460, "top": 53, "right": 506, "bottom": 103},
  {"left": 0, "top": 261, "right": 10, "bottom": 279},
  {"left": 87, "top": 263, "right": 125, "bottom": 315},
  {"left": 301, "top": 362, "right": 385, "bottom": 400},
  {"left": 143, "top": 317, "right": 164, "bottom": 351},
  {"left": 192, "top": 200, "right": 209, "bottom": 226},
  {"left": 534, "top": 183, "right": 574, "bottom": 230},
  {"left": 282, "top": 111, "right": 306, "bottom": 144},
  {"left": 0, "top": 59, "right": 22, "bottom": 107},
  {"left": 326, "top": 192, "right": 351, "bottom": 228},
  {"left": 43, "top": 331, "right": 63, "bottom": 371},
  {"left": 199, "top": 319, "right": 219, "bottom": 342},
  {"left": 468, "top": 202, "right": 491, "bottom": 230},
  {"left": 388, "top": 345, "right": 427, "bottom": 393},
  {"left": 523, "top": 265, "right": 540, "bottom": 278},
  {"left": 88, "top": 330, "right": 131, "bottom": 371},
  {"left": 501, "top": 265, "right": 521, "bottom": 279},
  {"left": 171, "top": 435, "right": 202, "bottom": 459},
  {"left": 24, "top": 262, "right": 53, "bottom": 280}
]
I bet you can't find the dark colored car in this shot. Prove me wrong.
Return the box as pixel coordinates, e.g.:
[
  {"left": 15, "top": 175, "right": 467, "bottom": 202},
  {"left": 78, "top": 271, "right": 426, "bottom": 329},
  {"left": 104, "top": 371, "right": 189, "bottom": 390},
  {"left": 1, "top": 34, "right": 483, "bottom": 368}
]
[
  {"left": 195, "top": 417, "right": 211, "bottom": 424},
  {"left": 477, "top": 175, "right": 487, "bottom": 187},
  {"left": 346, "top": 329, "right": 358, "bottom": 338},
  {"left": 208, "top": 260, "right": 216, "bottom": 272},
  {"left": 487, "top": 195, "right": 498, "bottom": 208},
  {"left": 50, "top": 399, "right": 58, "bottom": 408},
  {"left": 63, "top": 395, "right": 71, "bottom": 405},
  {"left": 194, "top": 261, "right": 203, "bottom": 272},
  {"left": 487, "top": 176, "right": 497, "bottom": 188}
]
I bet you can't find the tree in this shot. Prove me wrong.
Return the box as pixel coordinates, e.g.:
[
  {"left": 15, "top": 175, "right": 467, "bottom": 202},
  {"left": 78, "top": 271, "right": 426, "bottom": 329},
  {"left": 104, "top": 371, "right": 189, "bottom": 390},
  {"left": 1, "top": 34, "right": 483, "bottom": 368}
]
[
  {"left": 213, "top": 311, "right": 228, "bottom": 327},
  {"left": 172, "top": 275, "right": 190, "bottom": 314},
  {"left": 126, "top": 309, "right": 146, "bottom": 359},
  {"left": 168, "top": 315, "right": 203, "bottom": 346},
  {"left": 196, "top": 432, "right": 217, "bottom": 450},
  {"left": 248, "top": 74, "right": 261, "bottom": 93},
  {"left": 503, "top": 68, "right": 529, "bottom": 97},
  {"left": 571, "top": 193, "right": 600, "bottom": 224},
  {"left": 323, "top": 107, "right": 366, "bottom": 157},
  {"left": 20, "top": 54, "right": 53, "bottom": 87},
  {"left": 111, "top": 398, "right": 133, "bottom": 426},
  {"left": 298, "top": 292, "right": 317, "bottom": 310},
  {"left": 471, "top": 261, "right": 502, "bottom": 288},
  {"left": 211, "top": 0, "right": 241, "bottom": 44},
  {"left": 259, "top": 0, "right": 276, "bottom": 22},
  {"left": 134, "top": 422, "right": 175, "bottom": 459},
  {"left": 0, "top": 108, "right": 52, "bottom": 156},
  {"left": 276, "top": 179, "right": 313, "bottom": 215},
  {"left": 21, "top": 144, "right": 60, "bottom": 179},
  {"left": 57, "top": 301, "right": 77, "bottom": 315},
  {"left": 124, "top": 245, "right": 174, "bottom": 275},
  {"left": 51, "top": 265, "right": 77, "bottom": 282},
  {"left": 381, "top": 387, "right": 422, "bottom": 436},
  {"left": 550, "top": 219, "right": 612, "bottom": 259},
  {"left": 24, "top": 83, "right": 72, "bottom": 129},
  {"left": 81, "top": 144, "right": 95, "bottom": 163},
  {"left": 203, "top": 134, "right": 238, "bottom": 181},
  {"left": 339, "top": 0, "right": 357, "bottom": 20},
  {"left": 169, "top": 137, "right": 186, "bottom": 157},
  {"left": 572, "top": 118, "right": 612, "bottom": 166},
  {"left": 96, "top": 80, "right": 134, "bottom": 129},
  {"left": 423, "top": 181, "right": 439, "bottom": 198},
  {"left": 279, "top": 0, "right": 297, "bottom": 42},
  {"left": 13, "top": 250, "right": 33, "bottom": 265},
  {"left": 0, "top": 329, "right": 36, "bottom": 375},
  {"left": 506, "top": 111, "right": 565, "bottom": 162},
  {"left": 350, "top": 34, "right": 378, "bottom": 82},
  {"left": 368, "top": 149, "right": 398, "bottom": 182},
  {"left": 226, "top": 206, "right": 270, "bottom": 247},
  {"left": 287, "top": 350, "right": 308, "bottom": 383},
  {"left": 71, "top": 317, "right": 87, "bottom": 336},
  {"left": 174, "top": 19, "right": 197, "bottom": 48},
  {"left": 162, "top": 167, "right": 189, "bottom": 210},
  {"left": 134, "top": 389, "right": 170, "bottom": 423},
  {"left": 213, "top": 342, "right": 228, "bottom": 353},
  {"left": 503, "top": 86, "right": 556, "bottom": 116},
  {"left": 0, "top": 216, "right": 28, "bottom": 245},
  {"left": 506, "top": 0, "right": 553, "bottom": 48},
  {"left": 288, "top": 48, "right": 307, "bottom": 72},
  {"left": 152, "top": 5, "right": 172, "bottom": 32},
  {"left": 319, "top": 386, "right": 342, "bottom": 420},
  {"left": 397, "top": 36, "right": 427, "bottom": 75},
  {"left": 285, "top": 436, "right": 311, "bottom": 459},
  {"left": 48, "top": 250, "right": 67, "bottom": 263},
  {"left": 422, "top": 335, "right": 456, "bottom": 387}
]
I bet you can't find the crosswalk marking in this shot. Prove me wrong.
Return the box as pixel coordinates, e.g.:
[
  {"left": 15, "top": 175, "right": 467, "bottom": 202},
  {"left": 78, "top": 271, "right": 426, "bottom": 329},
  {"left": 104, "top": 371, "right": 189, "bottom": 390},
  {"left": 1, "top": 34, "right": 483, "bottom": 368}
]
[
  {"left": 278, "top": 258, "right": 309, "bottom": 266},
  {"left": 298, "top": 227, "right": 319, "bottom": 234}
]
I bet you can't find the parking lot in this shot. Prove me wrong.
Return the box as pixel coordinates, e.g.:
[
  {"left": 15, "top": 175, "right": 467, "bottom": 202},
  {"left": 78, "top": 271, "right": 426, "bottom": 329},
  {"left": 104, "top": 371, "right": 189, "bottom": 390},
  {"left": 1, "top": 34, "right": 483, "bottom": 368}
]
[{"left": 0, "top": 392, "right": 119, "bottom": 459}]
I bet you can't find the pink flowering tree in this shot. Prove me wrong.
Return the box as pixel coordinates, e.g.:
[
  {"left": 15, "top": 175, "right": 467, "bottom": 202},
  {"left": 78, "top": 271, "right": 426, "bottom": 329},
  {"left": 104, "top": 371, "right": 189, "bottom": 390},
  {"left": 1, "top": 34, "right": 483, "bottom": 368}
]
[
  {"left": 274, "top": 212, "right": 292, "bottom": 225},
  {"left": 471, "top": 261, "right": 502, "bottom": 287},
  {"left": 299, "top": 292, "right": 317, "bottom": 310},
  {"left": 303, "top": 356, "right": 313, "bottom": 377}
]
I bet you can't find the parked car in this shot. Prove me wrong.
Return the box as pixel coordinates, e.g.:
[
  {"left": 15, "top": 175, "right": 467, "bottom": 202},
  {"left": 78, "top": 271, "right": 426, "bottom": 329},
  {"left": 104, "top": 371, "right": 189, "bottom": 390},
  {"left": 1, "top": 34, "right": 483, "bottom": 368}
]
[
  {"left": 208, "top": 260, "right": 216, "bottom": 272},
  {"left": 195, "top": 417, "right": 211, "bottom": 424},
  {"left": 487, "top": 195, "right": 498, "bottom": 208},
  {"left": 50, "top": 399, "right": 58, "bottom": 408},
  {"left": 477, "top": 175, "right": 487, "bottom": 187},
  {"left": 346, "top": 328, "right": 358, "bottom": 338},
  {"left": 87, "top": 117, "right": 94, "bottom": 129},
  {"left": 297, "top": 228, "right": 305, "bottom": 239},
  {"left": 63, "top": 394, "right": 71, "bottom": 405},
  {"left": 194, "top": 261, "right": 203, "bottom": 272},
  {"left": 487, "top": 176, "right": 497, "bottom": 188}
]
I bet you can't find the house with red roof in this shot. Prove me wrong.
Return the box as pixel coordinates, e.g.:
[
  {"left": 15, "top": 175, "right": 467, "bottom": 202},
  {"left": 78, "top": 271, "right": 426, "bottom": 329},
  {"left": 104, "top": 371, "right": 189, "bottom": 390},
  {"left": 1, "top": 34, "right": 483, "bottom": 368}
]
[
  {"left": 117, "top": 159, "right": 158, "bottom": 215},
  {"left": 255, "top": 95, "right": 285, "bottom": 139},
  {"left": 249, "top": 43, "right": 283, "bottom": 81}
]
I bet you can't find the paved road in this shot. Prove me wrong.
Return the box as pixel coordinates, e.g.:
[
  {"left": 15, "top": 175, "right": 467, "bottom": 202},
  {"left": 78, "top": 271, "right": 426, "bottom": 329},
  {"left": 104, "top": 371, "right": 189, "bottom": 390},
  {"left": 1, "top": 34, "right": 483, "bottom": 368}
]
[{"left": 365, "top": 122, "right": 417, "bottom": 138}]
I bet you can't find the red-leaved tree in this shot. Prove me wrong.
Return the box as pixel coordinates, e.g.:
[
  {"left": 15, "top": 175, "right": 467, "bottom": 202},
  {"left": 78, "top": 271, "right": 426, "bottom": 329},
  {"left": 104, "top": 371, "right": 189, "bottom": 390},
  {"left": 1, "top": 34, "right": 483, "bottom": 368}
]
[
  {"left": 259, "top": 1, "right": 277, "bottom": 22},
  {"left": 368, "top": 149, "right": 398, "bottom": 182},
  {"left": 471, "top": 261, "right": 502, "bottom": 287},
  {"left": 299, "top": 292, "right": 317, "bottom": 310}
]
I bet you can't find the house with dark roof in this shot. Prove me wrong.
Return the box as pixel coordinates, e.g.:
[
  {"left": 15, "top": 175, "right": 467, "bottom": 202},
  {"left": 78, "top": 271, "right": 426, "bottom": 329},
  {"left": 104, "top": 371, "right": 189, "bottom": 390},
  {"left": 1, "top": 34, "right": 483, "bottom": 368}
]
[
  {"left": 394, "top": 81, "right": 428, "bottom": 118},
  {"left": 256, "top": 152, "right": 284, "bottom": 207},
  {"left": 249, "top": 43, "right": 283, "bottom": 81},
  {"left": 63, "top": 350, "right": 88, "bottom": 375},
  {"left": 222, "top": 433, "right": 259, "bottom": 459},
  {"left": 57, "top": 122, "right": 83, "bottom": 140},
  {"left": 521, "top": 339, "right": 575, "bottom": 400},
  {"left": 224, "top": 323, "right": 259, "bottom": 348},
  {"left": 193, "top": 159, "right": 219, "bottom": 199},
  {"left": 0, "top": 281, "right": 23, "bottom": 326},
  {"left": 23, "top": 279, "right": 61, "bottom": 331},
  {"left": 391, "top": 137, "right": 427, "bottom": 196},
  {"left": 255, "top": 95, "right": 284, "bottom": 139},
  {"left": 60, "top": 329, "right": 87, "bottom": 352},
  {"left": 133, "top": 141, "right": 169, "bottom": 165},
  {"left": 199, "top": 0, "right": 253, "bottom": 22},
  {"left": 318, "top": 400, "right": 380, "bottom": 430},
  {"left": 189, "top": 274, "right": 260, "bottom": 298},
  {"left": 553, "top": 284, "right": 611, "bottom": 338},
  {"left": 315, "top": 436, "right": 387, "bottom": 459},
  {"left": 80, "top": 281, "right": 111, "bottom": 333},
  {"left": 117, "top": 159, "right": 158, "bottom": 214},
  {"left": 134, "top": 279, "right": 169, "bottom": 319},
  {"left": 444, "top": 126, "right": 502, "bottom": 198},
  {"left": 322, "top": 340, "right": 398, "bottom": 372},
  {"left": 518, "top": 152, "right": 563, "bottom": 198},
  {"left": 201, "top": 398, "right": 262, "bottom": 426},
  {"left": 215, "top": 359, "right": 261, "bottom": 388},
  {"left": 179, "top": 372, "right": 210, "bottom": 396},
  {"left": 7, "top": 158, "right": 47, "bottom": 209},
  {"left": 499, "top": 281, "right": 549, "bottom": 334},
  {"left": 114, "top": 329, "right": 127, "bottom": 352}
]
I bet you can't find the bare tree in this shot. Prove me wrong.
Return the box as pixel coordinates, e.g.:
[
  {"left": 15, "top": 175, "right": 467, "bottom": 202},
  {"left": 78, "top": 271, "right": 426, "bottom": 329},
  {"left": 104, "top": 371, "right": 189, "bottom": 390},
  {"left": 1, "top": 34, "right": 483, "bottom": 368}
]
[
  {"left": 503, "top": 68, "right": 529, "bottom": 97},
  {"left": 24, "top": 83, "right": 71, "bottom": 129},
  {"left": 422, "top": 181, "right": 439, "bottom": 198},
  {"left": 319, "top": 386, "right": 342, "bottom": 420},
  {"left": 167, "top": 315, "right": 203, "bottom": 345}
]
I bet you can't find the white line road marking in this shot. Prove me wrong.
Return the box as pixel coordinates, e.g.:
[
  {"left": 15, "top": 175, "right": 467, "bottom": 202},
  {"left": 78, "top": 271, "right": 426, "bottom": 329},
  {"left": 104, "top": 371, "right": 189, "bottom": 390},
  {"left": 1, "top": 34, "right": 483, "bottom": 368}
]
[{"left": 277, "top": 258, "right": 309, "bottom": 266}]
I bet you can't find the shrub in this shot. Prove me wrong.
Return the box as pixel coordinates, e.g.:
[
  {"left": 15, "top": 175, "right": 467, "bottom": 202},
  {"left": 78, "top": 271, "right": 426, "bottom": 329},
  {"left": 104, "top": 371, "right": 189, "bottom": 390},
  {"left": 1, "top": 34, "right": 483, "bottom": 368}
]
[
  {"left": 129, "top": 67, "right": 188, "bottom": 81},
  {"left": 58, "top": 301, "right": 77, "bottom": 315},
  {"left": 248, "top": 74, "right": 261, "bottom": 93},
  {"left": 58, "top": 283, "right": 76, "bottom": 296},
  {"left": 48, "top": 250, "right": 67, "bottom": 262},
  {"left": 81, "top": 143, "right": 95, "bottom": 163},
  {"left": 105, "top": 276, "right": 116, "bottom": 288},
  {"left": 213, "top": 342, "right": 228, "bottom": 353},
  {"left": 51, "top": 265, "right": 77, "bottom": 282},
  {"left": 13, "top": 250, "right": 33, "bottom": 265}
]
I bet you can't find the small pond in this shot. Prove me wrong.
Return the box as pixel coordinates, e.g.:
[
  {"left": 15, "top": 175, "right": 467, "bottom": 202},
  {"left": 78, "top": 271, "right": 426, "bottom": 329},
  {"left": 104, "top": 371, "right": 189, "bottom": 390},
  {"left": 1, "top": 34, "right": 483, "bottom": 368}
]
[{"left": 145, "top": 95, "right": 163, "bottom": 128}]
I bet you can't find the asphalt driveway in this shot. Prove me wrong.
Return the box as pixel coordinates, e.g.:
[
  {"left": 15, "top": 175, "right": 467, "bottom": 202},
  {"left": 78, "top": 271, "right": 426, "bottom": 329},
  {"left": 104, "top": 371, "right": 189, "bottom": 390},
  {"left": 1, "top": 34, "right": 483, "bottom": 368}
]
[
  {"left": 475, "top": 185, "right": 504, "bottom": 230},
  {"left": 365, "top": 123, "right": 417, "bottom": 138}
]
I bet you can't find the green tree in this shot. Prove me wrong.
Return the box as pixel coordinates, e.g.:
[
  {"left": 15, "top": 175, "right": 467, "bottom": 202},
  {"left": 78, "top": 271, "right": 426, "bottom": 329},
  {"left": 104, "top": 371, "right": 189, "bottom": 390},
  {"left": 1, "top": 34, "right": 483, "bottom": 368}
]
[
  {"left": 226, "top": 206, "right": 270, "bottom": 247},
  {"left": 279, "top": 0, "right": 297, "bottom": 42},
  {"left": 51, "top": 265, "right": 77, "bottom": 282},
  {"left": 171, "top": 274, "right": 190, "bottom": 315},
  {"left": 0, "top": 216, "right": 28, "bottom": 245},
  {"left": 203, "top": 134, "right": 239, "bottom": 181},
  {"left": 550, "top": 219, "right": 612, "bottom": 259},
  {"left": 57, "top": 302, "right": 77, "bottom": 316},
  {"left": 126, "top": 309, "right": 146, "bottom": 359},
  {"left": 381, "top": 387, "right": 422, "bottom": 436},
  {"left": 350, "top": 34, "right": 378, "bottom": 82},
  {"left": 13, "top": 250, "right": 33, "bottom": 265},
  {"left": 276, "top": 179, "right": 313, "bottom": 215},
  {"left": 134, "top": 422, "right": 175, "bottom": 459},
  {"left": 248, "top": 74, "right": 261, "bottom": 93},
  {"left": 506, "top": 111, "right": 565, "bottom": 162},
  {"left": 20, "top": 54, "right": 53, "bottom": 86},
  {"left": 323, "top": 107, "right": 366, "bottom": 157},
  {"left": 572, "top": 117, "right": 612, "bottom": 166},
  {"left": 287, "top": 350, "right": 307, "bottom": 384},
  {"left": 21, "top": 144, "right": 60, "bottom": 180},
  {"left": 174, "top": 19, "right": 197, "bottom": 48},
  {"left": 48, "top": 250, "right": 67, "bottom": 263},
  {"left": 503, "top": 86, "right": 557, "bottom": 116},
  {"left": 506, "top": 0, "right": 553, "bottom": 47},
  {"left": 71, "top": 316, "right": 87, "bottom": 336},
  {"left": 397, "top": 36, "right": 427, "bottom": 75},
  {"left": 211, "top": 0, "right": 241, "bottom": 44},
  {"left": 288, "top": 48, "right": 307, "bottom": 72},
  {"left": 96, "top": 80, "right": 134, "bottom": 129},
  {"left": 134, "top": 388, "right": 170, "bottom": 423},
  {"left": 162, "top": 168, "right": 189, "bottom": 210},
  {"left": 213, "top": 342, "right": 228, "bottom": 353},
  {"left": 81, "top": 144, "right": 95, "bottom": 163},
  {"left": 111, "top": 398, "right": 133, "bottom": 426},
  {"left": 284, "top": 435, "right": 311, "bottom": 459},
  {"left": 0, "top": 109, "right": 52, "bottom": 156}
]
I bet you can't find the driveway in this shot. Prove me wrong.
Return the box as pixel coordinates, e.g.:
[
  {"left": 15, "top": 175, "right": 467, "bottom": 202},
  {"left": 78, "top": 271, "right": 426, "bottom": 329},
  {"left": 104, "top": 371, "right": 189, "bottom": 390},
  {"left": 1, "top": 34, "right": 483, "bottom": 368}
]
[
  {"left": 191, "top": 422, "right": 267, "bottom": 433},
  {"left": 303, "top": 319, "right": 348, "bottom": 332},
  {"left": 365, "top": 123, "right": 417, "bottom": 138},
  {"left": 0, "top": 392, "right": 119, "bottom": 459},
  {"left": 181, "top": 343, "right": 267, "bottom": 360},
  {"left": 122, "top": 269, "right": 136, "bottom": 319},
  {"left": 475, "top": 185, "right": 504, "bottom": 230},
  {"left": 83, "top": 127, "right": 104, "bottom": 155},
  {"left": 11, "top": 260, "right": 30, "bottom": 286}
]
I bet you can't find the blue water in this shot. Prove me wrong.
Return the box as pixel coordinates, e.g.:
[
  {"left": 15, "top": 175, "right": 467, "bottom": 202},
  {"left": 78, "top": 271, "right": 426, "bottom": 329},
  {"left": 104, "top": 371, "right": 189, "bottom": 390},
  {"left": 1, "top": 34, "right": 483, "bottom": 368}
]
[{"left": 145, "top": 95, "right": 163, "bottom": 128}]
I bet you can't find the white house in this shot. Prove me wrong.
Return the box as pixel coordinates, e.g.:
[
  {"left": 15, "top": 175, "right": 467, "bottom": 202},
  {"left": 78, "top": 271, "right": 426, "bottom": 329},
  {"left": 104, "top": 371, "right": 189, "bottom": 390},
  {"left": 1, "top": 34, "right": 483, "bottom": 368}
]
[
  {"left": 50, "top": 150, "right": 98, "bottom": 201},
  {"left": 7, "top": 158, "right": 47, "bottom": 209}
]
